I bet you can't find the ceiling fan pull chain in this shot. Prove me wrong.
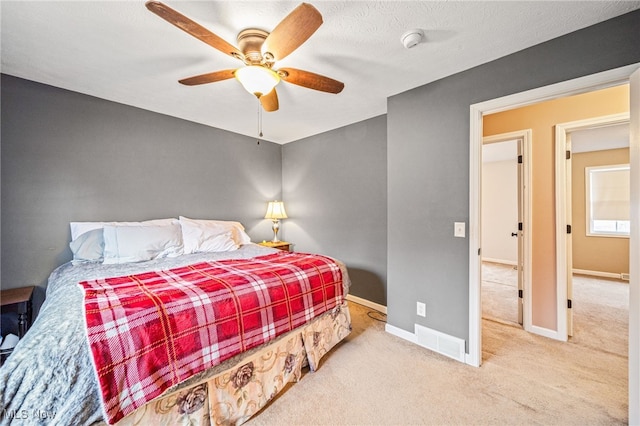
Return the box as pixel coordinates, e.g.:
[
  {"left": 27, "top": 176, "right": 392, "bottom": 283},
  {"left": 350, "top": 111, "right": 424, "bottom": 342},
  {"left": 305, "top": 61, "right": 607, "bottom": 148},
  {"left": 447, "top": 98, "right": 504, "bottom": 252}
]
[{"left": 258, "top": 99, "right": 264, "bottom": 137}]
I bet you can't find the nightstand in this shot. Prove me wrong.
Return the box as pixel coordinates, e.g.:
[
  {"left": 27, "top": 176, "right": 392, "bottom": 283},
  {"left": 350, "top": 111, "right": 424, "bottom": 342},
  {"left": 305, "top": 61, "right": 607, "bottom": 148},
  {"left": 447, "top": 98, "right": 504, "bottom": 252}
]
[
  {"left": 1, "top": 286, "right": 34, "bottom": 363},
  {"left": 259, "top": 241, "right": 292, "bottom": 252},
  {"left": 1, "top": 286, "right": 34, "bottom": 338}
]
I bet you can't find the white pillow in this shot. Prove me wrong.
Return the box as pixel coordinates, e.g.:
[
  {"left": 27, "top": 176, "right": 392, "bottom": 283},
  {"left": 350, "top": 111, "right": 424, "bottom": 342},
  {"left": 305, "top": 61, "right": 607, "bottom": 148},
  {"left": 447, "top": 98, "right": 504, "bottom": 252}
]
[
  {"left": 102, "top": 223, "right": 184, "bottom": 264},
  {"left": 69, "top": 228, "right": 105, "bottom": 264},
  {"left": 179, "top": 216, "right": 251, "bottom": 249},
  {"left": 70, "top": 218, "right": 177, "bottom": 241},
  {"left": 179, "top": 217, "right": 239, "bottom": 254}
]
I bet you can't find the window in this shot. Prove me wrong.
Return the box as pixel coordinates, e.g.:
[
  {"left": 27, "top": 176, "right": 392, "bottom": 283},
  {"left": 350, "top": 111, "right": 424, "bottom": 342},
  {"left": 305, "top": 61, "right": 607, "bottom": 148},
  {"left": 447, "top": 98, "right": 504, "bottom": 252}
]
[{"left": 585, "top": 164, "right": 630, "bottom": 237}]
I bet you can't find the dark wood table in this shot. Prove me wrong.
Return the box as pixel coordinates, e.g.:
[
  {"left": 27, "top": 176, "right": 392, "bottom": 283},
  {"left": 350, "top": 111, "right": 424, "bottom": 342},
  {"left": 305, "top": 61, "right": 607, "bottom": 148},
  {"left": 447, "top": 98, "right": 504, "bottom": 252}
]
[{"left": 1, "top": 286, "right": 35, "bottom": 338}]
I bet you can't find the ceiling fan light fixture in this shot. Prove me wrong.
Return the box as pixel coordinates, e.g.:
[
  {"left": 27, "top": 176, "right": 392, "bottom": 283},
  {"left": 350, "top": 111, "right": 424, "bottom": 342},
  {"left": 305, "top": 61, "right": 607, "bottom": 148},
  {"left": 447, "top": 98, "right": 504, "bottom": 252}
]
[{"left": 235, "top": 66, "right": 280, "bottom": 98}]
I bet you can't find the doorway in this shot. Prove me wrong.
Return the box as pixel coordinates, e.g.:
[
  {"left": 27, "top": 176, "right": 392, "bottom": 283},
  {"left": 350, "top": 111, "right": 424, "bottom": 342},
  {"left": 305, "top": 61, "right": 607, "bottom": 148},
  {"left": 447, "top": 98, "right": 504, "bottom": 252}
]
[
  {"left": 467, "top": 63, "right": 640, "bottom": 423},
  {"left": 555, "top": 113, "right": 630, "bottom": 338},
  {"left": 481, "top": 131, "right": 531, "bottom": 329}
]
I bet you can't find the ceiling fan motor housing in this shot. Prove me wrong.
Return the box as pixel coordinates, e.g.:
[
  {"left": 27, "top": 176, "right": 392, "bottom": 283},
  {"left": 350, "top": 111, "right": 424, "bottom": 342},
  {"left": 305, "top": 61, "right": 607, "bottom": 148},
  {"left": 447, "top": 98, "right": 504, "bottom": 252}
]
[{"left": 237, "top": 28, "right": 270, "bottom": 64}]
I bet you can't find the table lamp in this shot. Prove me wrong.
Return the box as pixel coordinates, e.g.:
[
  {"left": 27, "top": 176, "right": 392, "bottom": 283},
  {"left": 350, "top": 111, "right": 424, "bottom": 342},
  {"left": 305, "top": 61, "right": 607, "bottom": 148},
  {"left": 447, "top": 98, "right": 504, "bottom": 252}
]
[{"left": 264, "top": 200, "right": 288, "bottom": 242}]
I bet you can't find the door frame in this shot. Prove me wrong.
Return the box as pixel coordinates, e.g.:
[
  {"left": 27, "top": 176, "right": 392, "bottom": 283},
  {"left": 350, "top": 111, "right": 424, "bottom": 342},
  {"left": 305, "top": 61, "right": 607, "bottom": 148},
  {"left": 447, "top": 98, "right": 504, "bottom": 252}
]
[
  {"left": 555, "top": 112, "right": 630, "bottom": 340},
  {"left": 468, "top": 62, "right": 640, "bottom": 423},
  {"left": 482, "top": 130, "right": 532, "bottom": 330}
]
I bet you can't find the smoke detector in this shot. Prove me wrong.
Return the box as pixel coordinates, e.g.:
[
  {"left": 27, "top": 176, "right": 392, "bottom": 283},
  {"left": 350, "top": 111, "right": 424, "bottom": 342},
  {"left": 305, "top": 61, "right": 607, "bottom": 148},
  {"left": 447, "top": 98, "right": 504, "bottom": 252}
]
[{"left": 401, "top": 29, "right": 424, "bottom": 49}]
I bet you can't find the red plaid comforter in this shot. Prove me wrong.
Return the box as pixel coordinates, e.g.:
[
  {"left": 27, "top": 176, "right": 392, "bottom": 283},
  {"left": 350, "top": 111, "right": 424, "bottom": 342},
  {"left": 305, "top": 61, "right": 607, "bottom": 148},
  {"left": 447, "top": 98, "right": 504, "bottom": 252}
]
[{"left": 78, "top": 252, "right": 344, "bottom": 424}]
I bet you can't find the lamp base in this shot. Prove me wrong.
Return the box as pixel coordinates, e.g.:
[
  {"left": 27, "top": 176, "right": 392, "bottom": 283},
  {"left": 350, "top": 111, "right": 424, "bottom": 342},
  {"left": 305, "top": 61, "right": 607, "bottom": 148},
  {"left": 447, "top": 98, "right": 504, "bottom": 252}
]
[{"left": 271, "top": 219, "right": 280, "bottom": 242}]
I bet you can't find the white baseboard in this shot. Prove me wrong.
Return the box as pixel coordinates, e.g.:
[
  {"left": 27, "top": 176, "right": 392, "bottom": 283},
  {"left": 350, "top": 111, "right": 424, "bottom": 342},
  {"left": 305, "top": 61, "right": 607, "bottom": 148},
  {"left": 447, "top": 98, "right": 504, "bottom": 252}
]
[
  {"left": 572, "top": 268, "right": 629, "bottom": 281},
  {"left": 482, "top": 257, "right": 517, "bottom": 266},
  {"left": 530, "top": 325, "right": 565, "bottom": 341},
  {"left": 385, "top": 323, "right": 418, "bottom": 344},
  {"left": 346, "top": 294, "right": 387, "bottom": 314}
]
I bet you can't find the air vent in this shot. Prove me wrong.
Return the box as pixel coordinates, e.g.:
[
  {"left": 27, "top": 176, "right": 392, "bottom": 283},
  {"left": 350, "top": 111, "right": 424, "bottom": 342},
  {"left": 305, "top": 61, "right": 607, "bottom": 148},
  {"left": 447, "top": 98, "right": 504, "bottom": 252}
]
[{"left": 415, "top": 324, "right": 465, "bottom": 362}]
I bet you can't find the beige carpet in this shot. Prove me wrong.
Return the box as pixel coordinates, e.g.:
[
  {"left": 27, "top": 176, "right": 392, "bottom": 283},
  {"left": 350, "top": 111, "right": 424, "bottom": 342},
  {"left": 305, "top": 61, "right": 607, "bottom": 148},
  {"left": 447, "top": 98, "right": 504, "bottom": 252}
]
[
  {"left": 247, "top": 285, "right": 628, "bottom": 425},
  {"left": 481, "top": 262, "right": 519, "bottom": 324},
  {"left": 482, "top": 261, "right": 629, "bottom": 356}
]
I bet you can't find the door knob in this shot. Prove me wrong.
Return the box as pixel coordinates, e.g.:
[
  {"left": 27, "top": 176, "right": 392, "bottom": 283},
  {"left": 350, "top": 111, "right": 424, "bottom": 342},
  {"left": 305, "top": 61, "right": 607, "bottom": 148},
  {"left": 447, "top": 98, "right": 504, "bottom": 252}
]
[{"left": 511, "top": 232, "right": 518, "bottom": 237}]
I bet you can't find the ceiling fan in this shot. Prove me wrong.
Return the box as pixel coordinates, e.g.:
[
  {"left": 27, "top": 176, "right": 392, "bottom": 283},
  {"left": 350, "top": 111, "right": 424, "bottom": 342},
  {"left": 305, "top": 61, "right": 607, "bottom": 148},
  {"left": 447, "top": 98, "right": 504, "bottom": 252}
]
[{"left": 145, "top": 1, "right": 344, "bottom": 112}]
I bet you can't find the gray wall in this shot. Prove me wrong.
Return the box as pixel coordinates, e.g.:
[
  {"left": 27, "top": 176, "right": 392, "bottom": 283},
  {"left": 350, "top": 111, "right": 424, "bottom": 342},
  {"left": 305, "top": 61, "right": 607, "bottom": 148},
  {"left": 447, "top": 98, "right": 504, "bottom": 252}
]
[
  {"left": 282, "top": 116, "right": 387, "bottom": 306},
  {"left": 387, "top": 10, "right": 640, "bottom": 345},
  {"left": 1, "top": 75, "right": 282, "bottom": 314}
]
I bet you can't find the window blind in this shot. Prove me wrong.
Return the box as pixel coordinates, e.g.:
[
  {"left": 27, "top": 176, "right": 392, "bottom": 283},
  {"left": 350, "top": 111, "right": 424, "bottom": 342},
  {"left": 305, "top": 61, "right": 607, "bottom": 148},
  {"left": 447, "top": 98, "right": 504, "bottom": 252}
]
[{"left": 588, "top": 165, "right": 630, "bottom": 221}]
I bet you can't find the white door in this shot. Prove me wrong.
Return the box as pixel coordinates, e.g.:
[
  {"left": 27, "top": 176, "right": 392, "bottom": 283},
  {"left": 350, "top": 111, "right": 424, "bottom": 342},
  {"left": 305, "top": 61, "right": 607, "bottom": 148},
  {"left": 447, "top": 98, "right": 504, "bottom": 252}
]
[
  {"left": 516, "top": 138, "right": 525, "bottom": 326},
  {"left": 482, "top": 132, "right": 530, "bottom": 326},
  {"left": 565, "top": 136, "right": 574, "bottom": 336}
]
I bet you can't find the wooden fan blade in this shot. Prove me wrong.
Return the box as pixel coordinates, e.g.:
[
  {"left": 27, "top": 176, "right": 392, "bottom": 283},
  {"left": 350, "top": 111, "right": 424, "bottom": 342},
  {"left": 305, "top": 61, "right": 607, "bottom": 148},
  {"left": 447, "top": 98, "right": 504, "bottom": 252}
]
[
  {"left": 262, "top": 3, "right": 322, "bottom": 62},
  {"left": 279, "top": 68, "right": 344, "bottom": 94},
  {"left": 178, "top": 69, "right": 236, "bottom": 86},
  {"left": 146, "top": 1, "right": 243, "bottom": 60},
  {"left": 260, "top": 89, "right": 279, "bottom": 112}
]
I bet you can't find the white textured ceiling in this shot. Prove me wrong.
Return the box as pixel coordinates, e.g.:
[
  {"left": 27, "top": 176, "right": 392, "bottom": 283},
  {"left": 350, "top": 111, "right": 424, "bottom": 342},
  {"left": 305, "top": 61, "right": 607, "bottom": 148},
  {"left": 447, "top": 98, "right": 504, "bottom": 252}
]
[{"left": 2, "top": 1, "right": 639, "bottom": 144}]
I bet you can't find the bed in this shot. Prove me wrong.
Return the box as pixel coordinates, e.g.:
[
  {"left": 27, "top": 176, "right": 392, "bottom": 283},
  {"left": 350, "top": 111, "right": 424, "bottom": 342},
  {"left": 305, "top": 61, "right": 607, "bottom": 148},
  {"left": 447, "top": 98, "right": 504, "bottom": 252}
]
[{"left": 0, "top": 218, "right": 352, "bottom": 425}]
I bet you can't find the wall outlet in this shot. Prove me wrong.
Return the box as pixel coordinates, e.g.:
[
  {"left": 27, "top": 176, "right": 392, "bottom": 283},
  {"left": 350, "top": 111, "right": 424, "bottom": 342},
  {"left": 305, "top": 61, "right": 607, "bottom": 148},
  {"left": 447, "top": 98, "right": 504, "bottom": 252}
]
[
  {"left": 454, "top": 222, "right": 466, "bottom": 238},
  {"left": 417, "top": 301, "right": 426, "bottom": 317}
]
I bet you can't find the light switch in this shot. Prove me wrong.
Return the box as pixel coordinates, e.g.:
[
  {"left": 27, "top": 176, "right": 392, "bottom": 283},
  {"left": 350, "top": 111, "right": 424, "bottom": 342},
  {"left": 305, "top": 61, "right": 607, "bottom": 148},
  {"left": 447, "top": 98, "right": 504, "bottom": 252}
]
[{"left": 454, "top": 222, "right": 465, "bottom": 238}]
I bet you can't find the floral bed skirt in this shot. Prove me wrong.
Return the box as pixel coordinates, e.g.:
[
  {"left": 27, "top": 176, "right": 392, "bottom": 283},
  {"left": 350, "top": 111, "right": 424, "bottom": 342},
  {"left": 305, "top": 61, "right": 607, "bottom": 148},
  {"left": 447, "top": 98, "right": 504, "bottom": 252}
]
[{"left": 111, "top": 302, "right": 352, "bottom": 426}]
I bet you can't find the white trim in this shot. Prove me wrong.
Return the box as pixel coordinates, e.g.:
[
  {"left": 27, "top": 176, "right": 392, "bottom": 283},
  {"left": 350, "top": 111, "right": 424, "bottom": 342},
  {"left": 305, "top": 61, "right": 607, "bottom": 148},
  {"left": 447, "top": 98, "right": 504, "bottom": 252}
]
[
  {"left": 385, "top": 323, "right": 418, "bottom": 345},
  {"left": 555, "top": 121, "right": 570, "bottom": 340},
  {"left": 482, "top": 131, "right": 525, "bottom": 144},
  {"left": 472, "top": 65, "right": 638, "bottom": 115},
  {"left": 585, "top": 231, "right": 631, "bottom": 239},
  {"left": 469, "top": 105, "right": 483, "bottom": 367},
  {"left": 555, "top": 112, "right": 631, "bottom": 340},
  {"left": 469, "top": 64, "right": 640, "bottom": 366},
  {"left": 346, "top": 294, "right": 387, "bottom": 314},
  {"left": 522, "top": 131, "right": 534, "bottom": 332},
  {"left": 557, "top": 113, "right": 630, "bottom": 132},
  {"left": 530, "top": 325, "right": 563, "bottom": 340},
  {"left": 585, "top": 163, "right": 631, "bottom": 238},
  {"left": 572, "top": 268, "right": 628, "bottom": 280},
  {"left": 628, "top": 68, "right": 640, "bottom": 424}
]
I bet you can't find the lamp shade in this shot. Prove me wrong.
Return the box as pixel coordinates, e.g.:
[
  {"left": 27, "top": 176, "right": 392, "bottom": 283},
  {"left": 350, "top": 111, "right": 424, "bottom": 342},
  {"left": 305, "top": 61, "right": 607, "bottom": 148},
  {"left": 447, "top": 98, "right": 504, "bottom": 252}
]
[
  {"left": 265, "top": 201, "right": 288, "bottom": 219},
  {"left": 235, "top": 66, "right": 280, "bottom": 98}
]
